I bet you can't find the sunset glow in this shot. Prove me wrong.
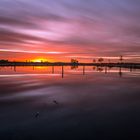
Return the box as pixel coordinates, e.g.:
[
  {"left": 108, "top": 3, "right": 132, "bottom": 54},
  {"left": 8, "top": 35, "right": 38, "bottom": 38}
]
[
  {"left": 0, "top": 0, "right": 140, "bottom": 62},
  {"left": 31, "top": 58, "right": 47, "bottom": 62}
]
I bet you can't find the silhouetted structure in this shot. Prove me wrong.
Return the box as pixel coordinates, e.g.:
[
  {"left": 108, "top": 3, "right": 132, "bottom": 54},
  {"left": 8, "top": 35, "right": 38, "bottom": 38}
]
[
  {"left": 0, "top": 60, "right": 140, "bottom": 69},
  {"left": 62, "top": 65, "right": 64, "bottom": 78},
  {"left": 52, "top": 66, "right": 54, "bottom": 74},
  {"left": 119, "top": 67, "right": 122, "bottom": 77},
  {"left": 83, "top": 65, "right": 85, "bottom": 75},
  {"left": 105, "top": 66, "right": 107, "bottom": 74},
  {"left": 71, "top": 59, "right": 78, "bottom": 64},
  {"left": 98, "top": 58, "right": 104, "bottom": 64}
]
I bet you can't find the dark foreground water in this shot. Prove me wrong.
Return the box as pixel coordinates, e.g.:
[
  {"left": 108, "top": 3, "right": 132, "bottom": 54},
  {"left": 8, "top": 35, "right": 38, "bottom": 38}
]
[{"left": 0, "top": 66, "right": 140, "bottom": 140}]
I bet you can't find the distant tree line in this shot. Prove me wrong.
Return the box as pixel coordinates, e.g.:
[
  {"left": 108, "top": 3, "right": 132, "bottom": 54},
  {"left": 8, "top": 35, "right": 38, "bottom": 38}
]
[
  {"left": 0, "top": 60, "right": 9, "bottom": 63},
  {"left": 0, "top": 55, "right": 124, "bottom": 64},
  {"left": 92, "top": 55, "right": 124, "bottom": 63}
]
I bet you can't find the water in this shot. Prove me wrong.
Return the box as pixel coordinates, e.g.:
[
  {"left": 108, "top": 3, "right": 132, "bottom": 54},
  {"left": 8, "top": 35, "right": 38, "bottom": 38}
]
[{"left": 0, "top": 66, "right": 140, "bottom": 140}]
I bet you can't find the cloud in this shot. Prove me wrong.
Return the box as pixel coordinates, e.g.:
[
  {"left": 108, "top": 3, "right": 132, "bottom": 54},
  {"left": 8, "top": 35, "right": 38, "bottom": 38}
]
[
  {"left": 0, "top": 49, "right": 64, "bottom": 54},
  {"left": 0, "top": 28, "right": 46, "bottom": 44},
  {"left": 0, "top": 0, "right": 140, "bottom": 61}
]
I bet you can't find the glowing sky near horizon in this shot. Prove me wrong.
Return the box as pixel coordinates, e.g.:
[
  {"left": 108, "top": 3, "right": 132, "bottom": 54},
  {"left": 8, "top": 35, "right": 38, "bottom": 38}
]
[{"left": 0, "top": 0, "right": 140, "bottom": 62}]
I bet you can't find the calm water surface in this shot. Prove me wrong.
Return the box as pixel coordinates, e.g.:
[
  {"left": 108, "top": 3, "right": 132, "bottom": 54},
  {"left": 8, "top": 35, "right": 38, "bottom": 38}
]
[{"left": 0, "top": 66, "right": 140, "bottom": 140}]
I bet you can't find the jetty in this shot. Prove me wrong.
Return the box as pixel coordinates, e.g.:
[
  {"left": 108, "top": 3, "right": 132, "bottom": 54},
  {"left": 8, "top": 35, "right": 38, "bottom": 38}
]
[{"left": 0, "top": 62, "right": 140, "bottom": 69}]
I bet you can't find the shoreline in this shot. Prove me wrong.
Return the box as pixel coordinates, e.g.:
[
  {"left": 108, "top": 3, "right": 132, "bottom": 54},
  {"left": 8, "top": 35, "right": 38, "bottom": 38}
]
[{"left": 0, "top": 62, "right": 140, "bottom": 69}]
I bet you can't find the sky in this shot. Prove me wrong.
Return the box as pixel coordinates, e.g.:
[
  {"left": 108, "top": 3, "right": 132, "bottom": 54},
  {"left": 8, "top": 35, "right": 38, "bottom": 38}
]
[{"left": 0, "top": 0, "right": 140, "bottom": 62}]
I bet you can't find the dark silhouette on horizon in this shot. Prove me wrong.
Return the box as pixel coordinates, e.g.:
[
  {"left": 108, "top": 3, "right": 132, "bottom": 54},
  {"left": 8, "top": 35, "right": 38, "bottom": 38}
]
[{"left": 0, "top": 59, "right": 140, "bottom": 69}]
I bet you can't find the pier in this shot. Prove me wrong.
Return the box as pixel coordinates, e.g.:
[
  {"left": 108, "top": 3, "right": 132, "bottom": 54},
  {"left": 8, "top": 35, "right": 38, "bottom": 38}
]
[{"left": 0, "top": 62, "right": 140, "bottom": 69}]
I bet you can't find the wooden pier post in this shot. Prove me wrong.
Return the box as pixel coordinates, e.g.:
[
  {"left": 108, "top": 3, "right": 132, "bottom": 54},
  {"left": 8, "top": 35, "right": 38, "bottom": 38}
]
[
  {"left": 119, "top": 66, "right": 122, "bottom": 77},
  {"left": 105, "top": 66, "right": 107, "bottom": 74},
  {"left": 62, "top": 65, "right": 64, "bottom": 78},
  {"left": 52, "top": 66, "right": 54, "bottom": 74},
  {"left": 83, "top": 65, "right": 85, "bottom": 75},
  {"left": 14, "top": 66, "right": 16, "bottom": 72}
]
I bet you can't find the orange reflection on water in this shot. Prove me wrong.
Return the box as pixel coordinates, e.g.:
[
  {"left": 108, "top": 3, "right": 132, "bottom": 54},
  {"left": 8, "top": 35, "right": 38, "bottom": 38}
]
[{"left": 0, "top": 66, "right": 140, "bottom": 78}]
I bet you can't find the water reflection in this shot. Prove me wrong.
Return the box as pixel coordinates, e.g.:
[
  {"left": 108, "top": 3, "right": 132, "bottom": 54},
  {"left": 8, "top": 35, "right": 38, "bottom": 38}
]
[
  {"left": 0, "top": 66, "right": 140, "bottom": 78},
  {"left": 0, "top": 66, "right": 140, "bottom": 139}
]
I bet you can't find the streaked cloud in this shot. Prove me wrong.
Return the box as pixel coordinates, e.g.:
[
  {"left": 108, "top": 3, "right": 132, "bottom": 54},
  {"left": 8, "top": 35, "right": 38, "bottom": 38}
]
[{"left": 0, "top": 0, "right": 140, "bottom": 62}]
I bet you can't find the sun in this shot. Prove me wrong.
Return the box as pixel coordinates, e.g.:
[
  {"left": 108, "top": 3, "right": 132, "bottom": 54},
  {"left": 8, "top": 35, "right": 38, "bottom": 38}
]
[{"left": 32, "top": 58, "right": 47, "bottom": 62}]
